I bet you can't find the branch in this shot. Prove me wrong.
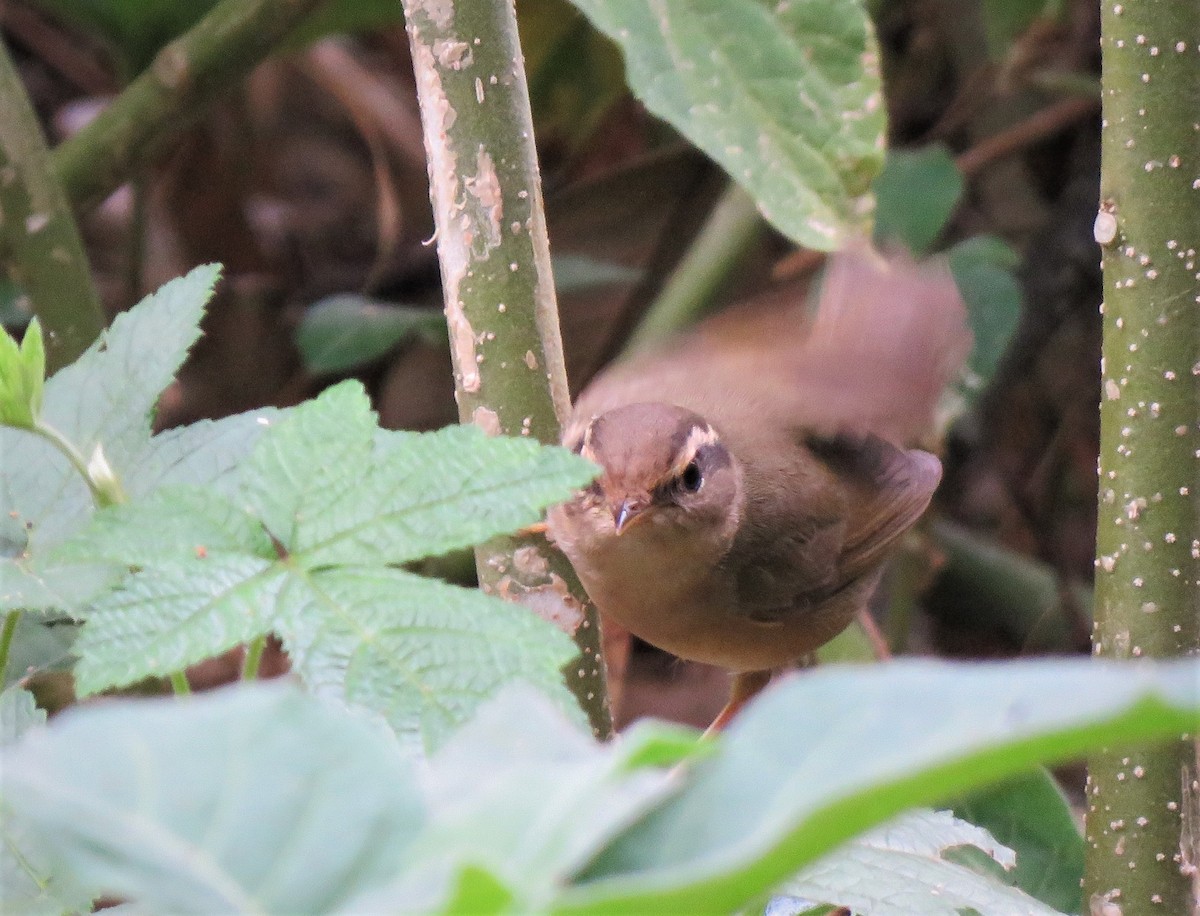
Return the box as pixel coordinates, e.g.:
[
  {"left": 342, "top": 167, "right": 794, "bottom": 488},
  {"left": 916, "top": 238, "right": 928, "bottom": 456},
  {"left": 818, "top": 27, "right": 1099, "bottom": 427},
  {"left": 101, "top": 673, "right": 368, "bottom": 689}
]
[
  {"left": 402, "top": 0, "right": 611, "bottom": 738},
  {"left": 50, "top": 0, "right": 327, "bottom": 213}
]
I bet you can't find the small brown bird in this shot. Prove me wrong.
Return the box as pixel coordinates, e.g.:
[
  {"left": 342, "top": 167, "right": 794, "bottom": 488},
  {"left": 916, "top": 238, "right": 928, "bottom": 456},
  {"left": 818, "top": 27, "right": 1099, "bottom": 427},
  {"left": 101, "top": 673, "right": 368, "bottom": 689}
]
[{"left": 547, "top": 244, "right": 971, "bottom": 729}]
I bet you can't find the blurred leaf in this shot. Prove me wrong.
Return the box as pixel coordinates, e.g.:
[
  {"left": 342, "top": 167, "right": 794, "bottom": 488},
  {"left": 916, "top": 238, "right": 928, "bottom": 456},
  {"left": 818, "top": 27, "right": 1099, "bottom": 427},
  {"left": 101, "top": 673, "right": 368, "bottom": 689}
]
[
  {"left": 60, "top": 382, "right": 595, "bottom": 751},
  {"left": 951, "top": 770, "right": 1084, "bottom": 913},
  {"left": 295, "top": 295, "right": 445, "bottom": 376},
  {"left": 552, "top": 253, "right": 643, "bottom": 295},
  {"left": 2, "top": 683, "right": 422, "bottom": 914},
  {"left": 519, "top": 0, "right": 628, "bottom": 151},
  {"left": 569, "top": 0, "right": 886, "bottom": 250},
  {"left": 947, "top": 235, "right": 1023, "bottom": 397},
  {"left": 283, "top": 0, "right": 407, "bottom": 50},
  {"left": 873, "top": 146, "right": 964, "bottom": 255},
  {"left": 0, "top": 686, "right": 91, "bottom": 916},
  {"left": 1, "top": 615, "right": 77, "bottom": 690},
  {"left": 352, "top": 688, "right": 693, "bottom": 911},
  {"left": 0, "top": 277, "right": 32, "bottom": 331},
  {"left": 564, "top": 659, "right": 1200, "bottom": 913},
  {"left": 769, "top": 809, "right": 1064, "bottom": 915}
]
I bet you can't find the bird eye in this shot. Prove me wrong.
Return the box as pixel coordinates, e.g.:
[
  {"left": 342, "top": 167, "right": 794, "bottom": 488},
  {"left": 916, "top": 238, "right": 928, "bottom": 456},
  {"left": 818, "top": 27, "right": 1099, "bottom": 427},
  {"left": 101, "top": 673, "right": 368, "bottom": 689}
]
[{"left": 679, "top": 459, "right": 703, "bottom": 493}]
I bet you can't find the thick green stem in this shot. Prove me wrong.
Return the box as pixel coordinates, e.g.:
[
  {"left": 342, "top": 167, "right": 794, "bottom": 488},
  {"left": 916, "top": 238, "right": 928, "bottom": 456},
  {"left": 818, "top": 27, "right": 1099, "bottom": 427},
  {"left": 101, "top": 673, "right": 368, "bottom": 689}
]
[
  {"left": 50, "top": 0, "right": 326, "bottom": 214},
  {"left": 0, "top": 39, "right": 105, "bottom": 373},
  {"left": 403, "top": 0, "right": 611, "bottom": 738},
  {"left": 1085, "top": 0, "right": 1200, "bottom": 911}
]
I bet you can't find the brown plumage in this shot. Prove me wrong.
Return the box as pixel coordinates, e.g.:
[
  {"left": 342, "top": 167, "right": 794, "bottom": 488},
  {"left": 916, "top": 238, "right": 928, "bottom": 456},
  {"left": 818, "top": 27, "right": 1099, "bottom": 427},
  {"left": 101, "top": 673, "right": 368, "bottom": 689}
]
[{"left": 547, "top": 244, "right": 971, "bottom": 728}]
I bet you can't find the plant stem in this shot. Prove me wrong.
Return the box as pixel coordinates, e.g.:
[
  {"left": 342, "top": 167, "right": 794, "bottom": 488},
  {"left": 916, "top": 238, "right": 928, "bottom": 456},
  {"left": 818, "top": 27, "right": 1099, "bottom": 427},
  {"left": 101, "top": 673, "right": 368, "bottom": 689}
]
[
  {"left": 50, "top": 0, "right": 327, "bottom": 214},
  {"left": 0, "top": 39, "right": 105, "bottom": 373},
  {"left": 1084, "top": 0, "right": 1200, "bottom": 911},
  {"left": 241, "top": 635, "right": 266, "bottom": 681},
  {"left": 623, "top": 181, "right": 764, "bottom": 354},
  {"left": 29, "top": 420, "right": 123, "bottom": 508},
  {"left": 403, "top": 0, "right": 611, "bottom": 739},
  {"left": 169, "top": 672, "right": 191, "bottom": 696},
  {"left": 0, "top": 610, "right": 21, "bottom": 685}
]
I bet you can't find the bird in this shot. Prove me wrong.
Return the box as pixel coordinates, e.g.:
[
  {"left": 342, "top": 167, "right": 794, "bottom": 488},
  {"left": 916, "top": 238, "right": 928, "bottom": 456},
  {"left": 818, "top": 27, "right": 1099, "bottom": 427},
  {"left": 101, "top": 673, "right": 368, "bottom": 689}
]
[{"left": 546, "top": 242, "right": 971, "bottom": 731}]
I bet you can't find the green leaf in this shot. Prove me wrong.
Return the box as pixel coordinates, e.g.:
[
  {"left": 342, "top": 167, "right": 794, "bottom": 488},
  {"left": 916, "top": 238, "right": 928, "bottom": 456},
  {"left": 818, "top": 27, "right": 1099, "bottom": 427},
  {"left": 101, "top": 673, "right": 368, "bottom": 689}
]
[
  {"left": 64, "top": 381, "right": 594, "bottom": 750},
  {"left": 0, "top": 318, "right": 44, "bottom": 429},
  {"left": 0, "top": 264, "right": 222, "bottom": 560},
  {"left": 1, "top": 683, "right": 422, "bottom": 914},
  {"left": 0, "top": 685, "right": 45, "bottom": 746},
  {"left": 947, "top": 235, "right": 1023, "bottom": 396},
  {"left": 279, "top": 569, "right": 581, "bottom": 752},
  {"left": 241, "top": 380, "right": 596, "bottom": 568},
  {"left": 1, "top": 615, "right": 78, "bottom": 690},
  {"left": 872, "top": 146, "right": 964, "bottom": 255},
  {"left": 552, "top": 253, "right": 643, "bottom": 295},
  {"left": 0, "top": 685, "right": 92, "bottom": 916},
  {"left": 294, "top": 295, "right": 445, "bottom": 376},
  {"left": 770, "top": 809, "right": 1064, "bottom": 915},
  {"left": 71, "top": 556, "right": 285, "bottom": 695},
  {"left": 561, "top": 659, "right": 1200, "bottom": 914},
  {"left": 345, "top": 687, "right": 691, "bottom": 911},
  {"left": 951, "top": 770, "right": 1084, "bottom": 914},
  {"left": 569, "top": 0, "right": 885, "bottom": 250}
]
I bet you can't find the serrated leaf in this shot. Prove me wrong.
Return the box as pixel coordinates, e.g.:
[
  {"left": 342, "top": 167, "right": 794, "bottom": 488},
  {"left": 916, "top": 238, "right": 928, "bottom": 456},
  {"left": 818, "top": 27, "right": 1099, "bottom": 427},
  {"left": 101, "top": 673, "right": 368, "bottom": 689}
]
[
  {"left": 951, "top": 771, "right": 1084, "bottom": 913},
  {"left": 240, "top": 380, "right": 597, "bottom": 567},
  {"left": 280, "top": 568, "right": 581, "bottom": 753},
  {"left": 72, "top": 556, "right": 285, "bottom": 695},
  {"left": 562, "top": 659, "right": 1200, "bottom": 914},
  {"left": 873, "top": 145, "right": 964, "bottom": 255},
  {"left": 1, "top": 683, "right": 422, "bottom": 914},
  {"left": 569, "top": 0, "right": 885, "bottom": 250},
  {"left": 55, "top": 488, "right": 274, "bottom": 567},
  {"left": 770, "top": 809, "right": 1064, "bottom": 916},
  {"left": 0, "top": 261, "right": 223, "bottom": 554},
  {"left": 295, "top": 294, "right": 445, "bottom": 376}
]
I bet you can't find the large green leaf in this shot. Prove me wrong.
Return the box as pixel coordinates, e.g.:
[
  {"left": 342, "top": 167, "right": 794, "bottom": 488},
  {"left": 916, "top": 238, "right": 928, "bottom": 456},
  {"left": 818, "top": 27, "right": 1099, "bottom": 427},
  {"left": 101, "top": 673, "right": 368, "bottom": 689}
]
[
  {"left": 562, "top": 659, "right": 1199, "bottom": 913},
  {"left": 1, "top": 683, "right": 422, "bottom": 914},
  {"left": 61, "top": 381, "right": 596, "bottom": 751},
  {"left": 568, "top": 0, "right": 885, "bottom": 250},
  {"left": 0, "top": 686, "right": 92, "bottom": 916}
]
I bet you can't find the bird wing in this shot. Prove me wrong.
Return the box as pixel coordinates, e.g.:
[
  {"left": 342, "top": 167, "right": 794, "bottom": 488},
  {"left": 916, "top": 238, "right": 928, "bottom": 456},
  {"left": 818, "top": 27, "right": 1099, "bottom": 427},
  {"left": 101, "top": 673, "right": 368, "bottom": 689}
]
[{"left": 731, "top": 431, "right": 940, "bottom": 620}]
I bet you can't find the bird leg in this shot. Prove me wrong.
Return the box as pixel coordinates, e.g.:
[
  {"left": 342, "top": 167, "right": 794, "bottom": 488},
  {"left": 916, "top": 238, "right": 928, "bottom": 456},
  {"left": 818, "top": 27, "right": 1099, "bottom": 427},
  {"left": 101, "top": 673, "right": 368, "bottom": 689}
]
[{"left": 704, "top": 669, "right": 772, "bottom": 736}]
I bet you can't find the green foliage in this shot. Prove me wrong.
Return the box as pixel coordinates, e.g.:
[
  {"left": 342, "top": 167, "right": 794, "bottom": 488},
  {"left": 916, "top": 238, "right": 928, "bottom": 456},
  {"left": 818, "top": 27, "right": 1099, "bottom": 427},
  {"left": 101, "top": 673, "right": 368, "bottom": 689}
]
[
  {"left": 3, "top": 662, "right": 1198, "bottom": 914},
  {"left": 768, "top": 810, "right": 1062, "bottom": 915},
  {"left": 295, "top": 295, "right": 446, "bottom": 376},
  {"left": 0, "top": 268, "right": 596, "bottom": 754},
  {"left": 872, "top": 145, "right": 964, "bottom": 255},
  {"left": 27, "top": 0, "right": 407, "bottom": 78},
  {"left": 947, "top": 235, "right": 1024, "bottom": 395},
  {"left": 0, "top": 318, "right": 43, "bottom": 430},
  {"left": 951, "top": 770, "right": 1085, "bottom": 914},
  {"left": 568, "top": 0, "right": 886, "bottom": 251}
]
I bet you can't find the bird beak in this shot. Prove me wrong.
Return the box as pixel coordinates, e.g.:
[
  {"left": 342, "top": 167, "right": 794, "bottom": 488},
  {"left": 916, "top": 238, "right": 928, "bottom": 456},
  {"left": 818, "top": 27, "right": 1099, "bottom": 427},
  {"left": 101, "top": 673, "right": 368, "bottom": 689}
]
[{"left": 612, "top": 497, "right": 646, "bottom": 534}]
